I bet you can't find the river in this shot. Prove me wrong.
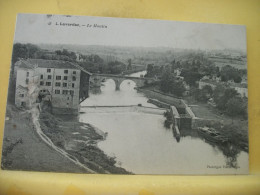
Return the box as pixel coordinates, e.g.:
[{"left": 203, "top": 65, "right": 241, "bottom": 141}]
[{"left": 79, "top": 71, "right": 248, "bottom": 174}]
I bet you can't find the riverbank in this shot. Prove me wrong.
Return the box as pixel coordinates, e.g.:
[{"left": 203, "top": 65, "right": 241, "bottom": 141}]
[
  {"left": 183, "top": 96, "right": 248, "bottom": 152},
  {"left": 1, "top": 104, "right": 86, "bottom": 173},
  {"left": 38, "top": 109, "right": 130, "bottom": 174},
  {"left": 137, "top": 86, "right": 248, "bottom": 153},
  {"left": 2, "top": 103, "right": 130, "bottom": 174}
]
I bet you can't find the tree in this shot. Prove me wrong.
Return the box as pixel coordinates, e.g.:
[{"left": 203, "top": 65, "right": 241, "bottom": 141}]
[
  {"left": 194, "top": 85, "right": 213, "bottom": 102},
  {"left": 160, "top": 71, "right": 185, "bottom": 97},
  {"left": 127, "top": 59, "right": 132, "bottom": 70},
  {"left": 176, "top": 61, "right": 181, "bottom": 67},
  {"left": 220, "top": 65, "right": 242, "bottom": 83},
  {"left": 107, "top": 61, "right": 125, "bottom": 74},
  {"left": 164, "top": 110, "right": 172, "bottom": 128},
  {"left": 26, "top": 44, "right": 40, "bottom": 58},
  {"left": 160, "top": 71, "right": 174, "bottom": 93},
  {"left": 69, "top": 52, "right": 77, "bottom": 61},
  {"left": 226, "top": 97, "right": 246, "bottom": 123},
  {"left": 180, "top": 69, "right": 202, "bottom": 87},
  {"left": 202, "top": 85, "right": 213, "bottom": 96},
  {"left": 233, "top": 75, "right": 242, "bottom": 83},
  {"left": 12, "top": 43, "right": 40, "bottom": 64},
  {"left": 171, "top": 59, "right": 176, "bottom": 70},
  {"left": 213, "top": 85, "right": 238, "bottom": 111},
  {"left": 145, "top": 64, "right": 154, "bottom": 77}
]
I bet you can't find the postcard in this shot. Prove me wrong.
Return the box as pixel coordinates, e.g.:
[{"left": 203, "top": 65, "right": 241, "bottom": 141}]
[{"left": 1, "top": 14, "right": 248, "bottom": 174}]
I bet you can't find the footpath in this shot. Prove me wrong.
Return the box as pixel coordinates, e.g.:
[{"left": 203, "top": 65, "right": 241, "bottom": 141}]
[{"left": 2, "top": 104, "right": 87, "bottom": 173}]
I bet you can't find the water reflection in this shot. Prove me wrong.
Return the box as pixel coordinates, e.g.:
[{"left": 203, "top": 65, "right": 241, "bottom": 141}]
[
  {"left": 177, "top": 128, "right": 242, "bottom": 169},
  {"left": 90, "top": 87, "right": 101, "bottom": 94}
]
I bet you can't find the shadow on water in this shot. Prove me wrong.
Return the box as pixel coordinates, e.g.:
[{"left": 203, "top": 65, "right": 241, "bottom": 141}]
[
  {"left": 90, "top": 87, "right": 102, "bottom": 94},
  {"left": 171, "top": 128, "right": 242, "bottom": 169}
]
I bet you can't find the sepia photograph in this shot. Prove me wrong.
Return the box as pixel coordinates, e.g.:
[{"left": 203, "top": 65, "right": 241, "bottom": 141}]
[{"left": 1, "top": 14, "right": 248, "bottom": 174}]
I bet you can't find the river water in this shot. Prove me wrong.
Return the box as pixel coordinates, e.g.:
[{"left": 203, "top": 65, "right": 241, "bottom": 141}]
[{"left": 79, "top": 71, "right": 248, "bottom": 174}]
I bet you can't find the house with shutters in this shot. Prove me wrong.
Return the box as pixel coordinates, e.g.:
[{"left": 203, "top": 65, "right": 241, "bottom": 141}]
[{"left": 14, "top": 59, "right": 91, "bottom": 114}]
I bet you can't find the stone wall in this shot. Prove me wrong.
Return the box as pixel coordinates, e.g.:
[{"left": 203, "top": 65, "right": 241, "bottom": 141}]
[
  {"left": 147, "top": 98, "right": 171, "bottom": 109},
  {"left": 138, "top": 88, "right": 186, "bottom": 111},
  {"left": 191, "top": 118, "right": 221, "bottom": 129},
  {"left": 52, "top": 107, "right": 79, "bottom": 115}
]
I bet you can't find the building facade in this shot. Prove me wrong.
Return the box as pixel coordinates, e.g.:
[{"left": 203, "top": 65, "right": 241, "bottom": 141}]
[{"left": 14, "top": 59, "right": 90, "bottom": 114}]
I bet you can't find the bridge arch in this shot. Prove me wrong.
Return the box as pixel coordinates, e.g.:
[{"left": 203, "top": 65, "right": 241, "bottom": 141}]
[
  {"left": 118, "top": 79, "right": 138, "bottom": 91},
  {"left": 90, "top": 74, "right": 155, "bottom": 91}
]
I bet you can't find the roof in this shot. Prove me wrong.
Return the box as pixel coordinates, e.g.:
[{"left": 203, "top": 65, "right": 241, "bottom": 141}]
[
  {"left": 15, "top": 60, "right": 34, "bottom": 70},
  {"left": 16, "top": 85, "right": 28, "bottom": 91},
  {"left": 200, "top": 79, "right": 247, "bottom": 89},
  {"left": 200, "top": 79, "right": 218, "bottom": 86},
  {"left": 16, "top": 59, "right": 92, "bottom": 75},
  {"left": 230, "top": 82, "right": 247, "bottom": 89}
]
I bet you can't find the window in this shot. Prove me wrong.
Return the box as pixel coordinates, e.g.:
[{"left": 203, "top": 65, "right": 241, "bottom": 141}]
[
  {"left": 64, "top": 70, "right": 68, "bottom": 74},
  {"left": 46, "top": 82, "right": 51, "bottom": 86},
  {"left": 67, "top": 97, "right": 69, "bottom": 100},
  {"left": 72, "top": 76, "right": 76, "bottom": 81},
  {"left": 19, "top": 94, "right": 24, "bottom": 97},
  {"left": 55, "top": 90, "right": 60, "bottom": 94},
  {"left": 26, "top": 72, "right": 29, "bottom": 77},
  {"left": 55, "top": 82, "right": 61, "bottom": 87},
  {"left": 47, "top": 75, "right": 52, "bottom": 79},
  {"left": 40, "top": 75, "right": 43, "bottom": 79},
  {"left": 63, "top": 83, "right": 67, "bottom": 87},
  {"left": 47, "top": 69, "right": 51, "bottom": 73},
  {"left": 73, "top": 71, "right": 76, "bottom": 74},
  {"left": 56, "top": 76, "right": 61, "bottom": 80},
  {"left": 40, "top": 81, "right": 44, "bottom": 86},
  {"left": 26, "top": 78, "right": 29, "bottom": 84},
  {"left": 72, "top": 83, "right": 75, "bottom": 88},
  {"left": 70, "top": 90, "right": 74, "bottom": 95},
  {"left": 62, "top": 90, "right": 68, "bottom": 95},
  {"left": 64, "top": 76, "right": 68, "bottom": 80}
]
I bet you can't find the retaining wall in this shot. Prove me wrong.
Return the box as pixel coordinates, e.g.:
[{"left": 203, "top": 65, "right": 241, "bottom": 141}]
[{"left": 192, "top": 118, "right": 222, "bottom": 129}]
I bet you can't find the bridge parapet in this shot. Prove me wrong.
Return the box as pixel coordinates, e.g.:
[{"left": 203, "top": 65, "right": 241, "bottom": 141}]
[{"left": 92, "top": 73, "right": 155, "bottom": 80}]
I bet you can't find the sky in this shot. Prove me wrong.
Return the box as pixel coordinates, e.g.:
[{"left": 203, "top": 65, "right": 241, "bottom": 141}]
[{"left": 14, "top": 14, "right": 247, "bottom": 51}]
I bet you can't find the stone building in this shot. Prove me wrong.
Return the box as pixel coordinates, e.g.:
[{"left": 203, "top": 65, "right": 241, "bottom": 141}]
[{"left": 14, "top": 59, "right": 91, "bottom": 114}]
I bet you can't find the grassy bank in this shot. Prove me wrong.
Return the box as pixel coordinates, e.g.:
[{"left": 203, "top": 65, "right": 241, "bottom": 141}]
[
  {"left": 138, "top": 86, "right": 248, "bottom": 153},
  {"left": 183, "top": 96, "right": 248, "bottom": 152},
  {"left": 1, "top": 104, "right": 86, "bottom": 173},
  {"left": 39, "top": 110, "right": 130, "bottom": 174}
]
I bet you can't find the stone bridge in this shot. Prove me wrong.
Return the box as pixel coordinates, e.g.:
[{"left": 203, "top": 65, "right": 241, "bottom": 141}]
[{"left": 90, "top": 74, "right": 156, "bottom": 90}]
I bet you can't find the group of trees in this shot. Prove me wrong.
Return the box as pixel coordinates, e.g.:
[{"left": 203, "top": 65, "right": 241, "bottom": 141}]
[
  {"left": 79, "top": 54, "right": 104, "bottom": 64},
  {"left": 54, "top": 49, "right": 77, "bottom": 61},
  {"left": 12, "top": 43, "right": 78, "bottom": 63},
  {"left": 179, "top": 60, "right": 219, "bottom": 87},
  {"left": 12, "top": 43, "right": 127, "bottom": 75},
  {"left": 212, "top": 85, "right": 247, "bottom": 119},
  {"left": 145, "top": 64, "right": 161, "bottom": 78},
  {"left": 78, "top": 60, "right": 126, "bottom": 74},
  {"left": 12, "top": 43, "right": 41, "bottom": 64},
  {"left": 145, "top": 60, "right": 183, "bottom": 78},
  {"left": 219, "top": 65, "right": 246, "bottom": 83},
  {"left": 193, "top": 85, "right": 213, "bottom": 103},
  {"left": 160, "top": 72, "right": 186, "bottom": 97},
  {"left": 194, "top": 84, "right": 247, "bottom": 119}
]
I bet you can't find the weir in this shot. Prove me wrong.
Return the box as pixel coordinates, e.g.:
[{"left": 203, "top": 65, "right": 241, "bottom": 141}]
[{"left": 80, "top": 105, "right": 167, "bottom": 115}]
